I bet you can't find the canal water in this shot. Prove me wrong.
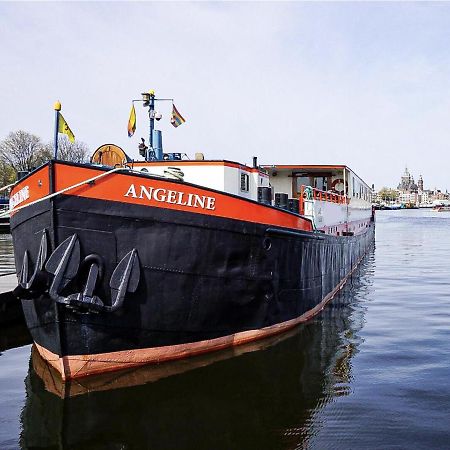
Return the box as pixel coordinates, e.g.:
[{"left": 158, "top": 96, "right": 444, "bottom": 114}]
[
  {"left": 0, "top": 233, "right": 14, "bottom": 275},
  {"left": 0, "top": 210, "right": 449, "bottom": 449}
]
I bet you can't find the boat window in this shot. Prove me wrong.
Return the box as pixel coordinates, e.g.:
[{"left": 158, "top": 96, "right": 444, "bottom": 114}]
[
  {"left": 295, "top": 176, "right": 310, "bottom": 191},
  {"left": 313, "top": 177, "right": 328, "bottom": 191},
  {"left": 240, "top": 173, "right": 250, "bottom": 192}
]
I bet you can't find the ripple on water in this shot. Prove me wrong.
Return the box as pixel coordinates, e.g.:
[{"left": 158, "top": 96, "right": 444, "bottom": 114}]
[{"left": 0, "top": 212, "right": 449, "bottom": 449}]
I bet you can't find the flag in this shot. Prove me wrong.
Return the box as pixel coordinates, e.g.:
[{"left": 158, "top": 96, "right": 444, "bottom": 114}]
[
  {"left": 58, "top": 112, "right": 75, "bottom": 142},
  {"left": 128, "top": 103, "right": 136, "bottom": 137},
  {"left": 171, "top": 104, "right": 186, "bottom": 128}
]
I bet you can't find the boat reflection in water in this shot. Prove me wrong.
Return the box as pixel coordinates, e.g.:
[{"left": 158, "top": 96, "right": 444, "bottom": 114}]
[
  {"left": 20, "top": 252, "right": 374, "bottom": 450},
  {"left": 0, "top": 323, "right": 31, "bottom": 352}
]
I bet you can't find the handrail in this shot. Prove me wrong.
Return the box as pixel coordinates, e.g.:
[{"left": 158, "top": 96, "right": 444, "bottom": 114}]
[{"left": 299, "top": 185, "right": 348, "bottom": 215}]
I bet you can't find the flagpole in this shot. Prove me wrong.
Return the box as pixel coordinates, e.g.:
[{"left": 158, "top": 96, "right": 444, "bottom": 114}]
[
  {"left": 136, "top": 91, "right": 176, "bottom": 161},
  {"left": 53, "top": 101, "right": 61, "bottom": 159},
  {"left": 148, "top": 90, "right": 155, "bottom": 161}
]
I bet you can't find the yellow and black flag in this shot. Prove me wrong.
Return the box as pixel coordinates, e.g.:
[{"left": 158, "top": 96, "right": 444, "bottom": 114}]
[
  {"left": 128, "top": 103, "right": 136, "bottom": 137},
  {"left": 57, "top": 112, "right": 75, "bottom": 143}
]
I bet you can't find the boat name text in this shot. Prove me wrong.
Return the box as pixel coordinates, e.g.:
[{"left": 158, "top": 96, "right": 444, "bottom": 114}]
[
  {"left": 10, "top": 186, "right": 30, "bottom": 209},
  {"left": 124, "top": 184, "right": 216, "bottom": 210}
]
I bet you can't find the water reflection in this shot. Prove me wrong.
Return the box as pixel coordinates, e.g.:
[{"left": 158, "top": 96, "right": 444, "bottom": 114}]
[
  {"left": 0, "top": 323, "right": 31, "bottom": 353},
  {"left": 20, "top": 252, "right": 374, "bottom": 450},
  {"left": 0, "top": 233, "right": 15, "bottom": 275}
]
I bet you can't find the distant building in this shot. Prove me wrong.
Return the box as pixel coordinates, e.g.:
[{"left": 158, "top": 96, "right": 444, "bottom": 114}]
[
  {"left": 396, "top": 167, "right": 419, "bottom": 205},
  {"left": 398, "top": 191, "right": 418, "bottom": 205},
  {"left": 418, "top": 175, "right": 424, "bottom": 192},
  {"left": 397, "top": 167, "right": 418, "bottom": 193},
  {"left": 375, "top": 167, "right": 449, "bottom": 206}
]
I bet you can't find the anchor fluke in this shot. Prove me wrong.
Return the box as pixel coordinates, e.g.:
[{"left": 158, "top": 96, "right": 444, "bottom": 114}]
[
  {"left": 106, "top": 249, "right": 140, "bottom": 312},
  {"left": 46, "top": 234, "right": 81, "bottom": 302},
  {"left": 18, "top": 250, "right": 30, "bottom": 288},
  {"left": 14, "top": 230, "right": 49, "bottom": 299}
]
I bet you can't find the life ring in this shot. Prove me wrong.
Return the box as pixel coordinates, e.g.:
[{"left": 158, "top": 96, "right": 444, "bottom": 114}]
[{"left": 332, "top": 178, "right": 345, "bottom": 195}]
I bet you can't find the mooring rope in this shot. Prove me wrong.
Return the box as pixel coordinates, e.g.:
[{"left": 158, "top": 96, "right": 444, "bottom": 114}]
[{"left": 0, "top": 167, "right": 126, "bottom": 218}]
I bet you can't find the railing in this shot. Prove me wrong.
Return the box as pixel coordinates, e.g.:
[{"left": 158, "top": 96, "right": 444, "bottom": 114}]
[
  {"left": 0, "top": 204, "right": 9, "bottom": 220},
  {"left": 299, "top": 185, "right": 347, "bottom": 215}
]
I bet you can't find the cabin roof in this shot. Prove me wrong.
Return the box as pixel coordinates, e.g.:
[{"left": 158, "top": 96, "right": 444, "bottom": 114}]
[
  {"left": 131, "top": 159, "right": 264, "bottom": 173},
  {"left": 260, "top": 164, "right": 348, "bottom": 171},
  {"left": 261, "top": 164, "right": 371, "bottom": 188}
]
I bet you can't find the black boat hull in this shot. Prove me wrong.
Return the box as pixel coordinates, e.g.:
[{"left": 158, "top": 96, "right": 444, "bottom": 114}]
[{"left": 10, "top": 163, "right": 374, "bottom": 379}]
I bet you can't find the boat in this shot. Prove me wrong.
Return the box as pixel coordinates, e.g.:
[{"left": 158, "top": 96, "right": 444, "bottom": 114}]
[
  {"left": 432, "top": 200, "right": 450, "bottom": 211},
  {"left": 386, "top": 202, "right": 403, "bottom": 210},
  {"left": 7, "top": 91, "right": 375, "bottom": 380},
  {"left": 22, "top": 278, "right": 370, "bottom": 449},
  {"left": 432, "top": 205, "right": 450, "bottom": 212}
]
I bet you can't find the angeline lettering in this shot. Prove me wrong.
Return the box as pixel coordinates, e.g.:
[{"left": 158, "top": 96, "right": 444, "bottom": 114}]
[{"left": 124, "top": 184, "right": 216, "bottom": 211}]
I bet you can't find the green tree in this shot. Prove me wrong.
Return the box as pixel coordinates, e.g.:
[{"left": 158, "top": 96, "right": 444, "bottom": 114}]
[
  {"left": 378, "top": 187, "right": 399, "bottom": 201},
  {"left": 0, "top": 160, "right": 15, "bottom": 194}
]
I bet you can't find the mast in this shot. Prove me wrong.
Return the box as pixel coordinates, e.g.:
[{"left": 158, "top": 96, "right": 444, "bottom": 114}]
[
  {"left": 138, "top": 89, "right": 172, "bottom": 161},
  {"left": 148, "top": 90, "right": 156, "bottom": 161}
]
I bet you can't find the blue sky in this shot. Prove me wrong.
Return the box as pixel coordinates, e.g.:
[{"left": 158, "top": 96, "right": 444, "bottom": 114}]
[{"left": 1, "top": 2, "right": 450, "bottom": 190}]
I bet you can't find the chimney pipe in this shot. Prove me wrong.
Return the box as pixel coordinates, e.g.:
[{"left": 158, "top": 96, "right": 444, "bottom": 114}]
[{"left": 253, "top": 156, "right": 258, "bottom": 169}]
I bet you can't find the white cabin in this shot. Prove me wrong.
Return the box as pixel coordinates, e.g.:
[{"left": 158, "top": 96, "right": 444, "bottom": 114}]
[
  {"left": 91, "top": 145, "right": 373, "bottom": 236},
  {"left": 132, "top": 160, "right": 270, "bottom": 200},
  {"left": 262, "top": 164, "right": 373, "bottom": 235}
]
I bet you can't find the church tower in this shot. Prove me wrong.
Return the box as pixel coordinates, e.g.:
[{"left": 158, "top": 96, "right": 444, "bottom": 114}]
[{"left": 418, "top": 175, "right": 424, "bottom": 192}]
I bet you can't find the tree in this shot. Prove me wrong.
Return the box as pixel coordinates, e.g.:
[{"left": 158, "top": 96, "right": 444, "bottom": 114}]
[
  {"left": 46, "top": 136, "right": 90, "bottom": 163},
  {"left": 0, "top": 130, "right": 49, "bottom": 173},
  {"left": 0, "top": 160, "right": 15, "bottom": 192},
  {"left": 378, "top": 187, "right": 399, "bottom": 201},
  {"left": 0, "top": 131, "right": 90, "bottom": 192}
]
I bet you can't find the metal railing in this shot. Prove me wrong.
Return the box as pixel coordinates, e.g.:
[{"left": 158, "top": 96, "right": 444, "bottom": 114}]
[{"left": 299, "top": 185, "right": 347, "bottom": 215}]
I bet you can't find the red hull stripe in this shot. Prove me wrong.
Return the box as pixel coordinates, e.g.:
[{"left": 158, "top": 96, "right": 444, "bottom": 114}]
[
  {"left": 46, "top": 164, "right": 312, "bottom": 231},
  {"left": 9, "top": 166, "right": 50, "bottom": 214},
  {"left": 10, "top": 163, "right": 311, "bottom": 230}
]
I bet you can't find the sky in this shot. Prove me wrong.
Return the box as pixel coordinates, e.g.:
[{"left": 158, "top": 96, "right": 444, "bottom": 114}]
[{"left": 1, "top": 1, "right": 450, "bottom": 191}]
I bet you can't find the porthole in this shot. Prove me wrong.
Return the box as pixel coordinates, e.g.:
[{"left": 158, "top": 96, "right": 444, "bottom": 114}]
[{"left": 263, "top": 237, "right": 272, "bottom": 251}]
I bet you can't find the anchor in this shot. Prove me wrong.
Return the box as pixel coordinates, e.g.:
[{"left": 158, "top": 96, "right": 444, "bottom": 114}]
[
  {"left": 45, "top": 234, "right": 81, "bottom": 305},
  {"left": 105, "top": 249, "right": 140, "bottom": 312},
  {"left": 13, "top": 230, "right": 49, "bottom": 299},
  {"left": 18, "top": 231, "right": 140, "bottom": 313},
  {"left": 66, "top": 249, "right": 140, "bottom": 313},
  {"left": 67, "top": 254, "right": 105, "bottom": 313}
]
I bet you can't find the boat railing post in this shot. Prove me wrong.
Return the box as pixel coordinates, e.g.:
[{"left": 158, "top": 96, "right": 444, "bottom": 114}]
[{"left": 300, "top": 185, "right": 304, "bottom": 215}]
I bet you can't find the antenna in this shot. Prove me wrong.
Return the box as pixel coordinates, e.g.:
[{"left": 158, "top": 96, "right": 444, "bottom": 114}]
[{"left": 133, "top": 91, "right": 174, "bottom": 161}]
